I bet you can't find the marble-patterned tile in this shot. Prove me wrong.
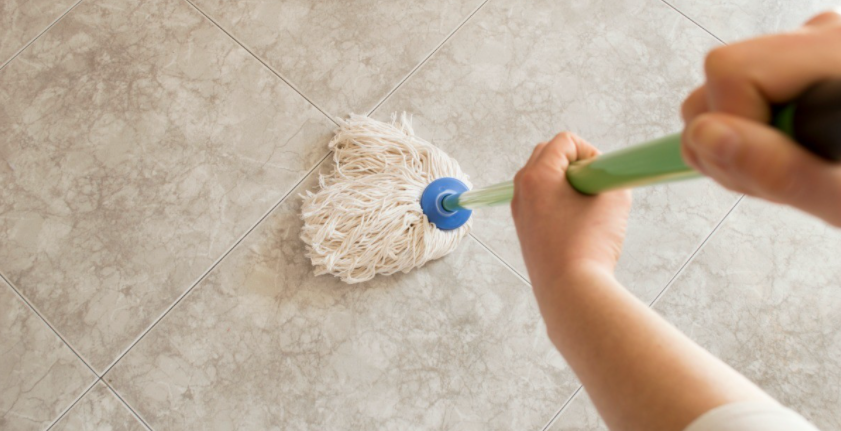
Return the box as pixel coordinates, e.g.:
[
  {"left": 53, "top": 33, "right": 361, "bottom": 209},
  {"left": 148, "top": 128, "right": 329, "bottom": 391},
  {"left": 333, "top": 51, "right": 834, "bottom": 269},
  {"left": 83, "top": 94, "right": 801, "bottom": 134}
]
[
  {"left": 0, "top": 278, "right": 94, "bottom": 431},
  {"left": 0, "top": 0, "right": 334, "bottom": 372},
  {"left": 548, "top": 391, "right": 607, "bottom": 431},
  {"left": 550, "top": 198, "right": 841, "bottom": 431},
  {"left": 51, "top": 382, "right": 147, "bottom": 431},
  {"left": 666, "top": 0, "right": 839, "bottom": 42},
  {"left": 375, "top": 0, "right": 738, "bottom": 301},
  {"left": 106, "top": 168, "right": 572, "bottom": 431},
  {"left": 188, "top": 0, "right": 484, "bottom": 116},
  {"left": 654, "top": 198, "right": 841, "bottom": 430},
  {"left": 0, "top": 0, "right": 78, "bottom": 66}
]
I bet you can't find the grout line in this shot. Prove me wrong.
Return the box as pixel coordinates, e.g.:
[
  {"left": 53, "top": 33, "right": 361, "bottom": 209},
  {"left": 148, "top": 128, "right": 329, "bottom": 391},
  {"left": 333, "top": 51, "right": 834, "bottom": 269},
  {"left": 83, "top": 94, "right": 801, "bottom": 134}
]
[
  {"left": 539, "top": 385, "right": 584, "bottom": 431},
  {"left": 3, "top": 2, "right": 731, "bottom": 430},
  {"left": 469, "top": 232, "right": 531, "bottom": 286},
  {"left": 102, "top": 379, "right": 155, "bottom": 431},
  {"left": 179, "top": 0, "right": 341, "bottom": 127},
  {"left": 367, "top": 0, "right": 490, "bottom": 117},
  {"left": 537, "top": 194, "right": 745, "bottom": 430},
  {"left": 0, "top": 271, "right": 99, "bottom": 377},
  {"left": 99, "top": 151, "right": 333, "bottom": 377},
  {"left": 44, "top": 378, "right": 100, "bottom": 431},
  {"left": 0, "top": 0, "right": 86, "bottom": 72},
  {"left": 648, "top": 194, "right": 743, "bottom": 309},
  {"left": 659, "top": 0, "right": 727, "bottom": 45}
]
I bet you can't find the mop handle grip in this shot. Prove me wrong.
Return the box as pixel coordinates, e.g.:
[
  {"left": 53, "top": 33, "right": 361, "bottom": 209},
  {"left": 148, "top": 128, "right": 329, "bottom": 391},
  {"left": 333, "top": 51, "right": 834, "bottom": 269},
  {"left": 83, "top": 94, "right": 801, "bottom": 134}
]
[
  {"left": 568, "top": 79, "right": 841, "bottom": 194},
  {"left": 444, "top": 79, "right": 841, "bottom": 210}
]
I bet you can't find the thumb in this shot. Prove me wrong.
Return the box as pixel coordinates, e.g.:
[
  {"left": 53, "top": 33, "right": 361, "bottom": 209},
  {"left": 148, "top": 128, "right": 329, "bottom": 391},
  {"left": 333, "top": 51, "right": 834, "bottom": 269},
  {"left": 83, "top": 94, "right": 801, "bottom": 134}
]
[{"left": 683, "top": 112, "right": 841, "bottom": 226}]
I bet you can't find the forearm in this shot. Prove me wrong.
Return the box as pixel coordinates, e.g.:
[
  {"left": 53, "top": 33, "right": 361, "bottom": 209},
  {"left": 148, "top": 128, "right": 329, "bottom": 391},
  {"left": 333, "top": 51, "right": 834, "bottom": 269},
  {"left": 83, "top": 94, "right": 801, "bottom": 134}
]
[{"left": 536, "top": 262, "right": 774, "bottom": 431}]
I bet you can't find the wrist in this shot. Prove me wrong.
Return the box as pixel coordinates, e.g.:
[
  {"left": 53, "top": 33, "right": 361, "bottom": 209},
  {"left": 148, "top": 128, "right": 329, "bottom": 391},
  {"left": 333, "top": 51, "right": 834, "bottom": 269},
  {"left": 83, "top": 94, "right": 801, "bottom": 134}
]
[
  {"left": 530, "top": 257, "right": 618, "bottom": 297},
  {"left": 531, "top": 259, "right": 623, "bottom": 348},
  {"left": 544, "top": 257, "right": 615, "bottom": 282}
]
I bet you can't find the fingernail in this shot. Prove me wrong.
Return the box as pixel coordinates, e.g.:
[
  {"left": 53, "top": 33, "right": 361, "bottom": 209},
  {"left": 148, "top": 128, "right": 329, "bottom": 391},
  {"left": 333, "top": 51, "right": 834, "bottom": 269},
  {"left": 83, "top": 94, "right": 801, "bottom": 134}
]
[{"left": 689, "top": 119, "right": 740, "bottom": 168}]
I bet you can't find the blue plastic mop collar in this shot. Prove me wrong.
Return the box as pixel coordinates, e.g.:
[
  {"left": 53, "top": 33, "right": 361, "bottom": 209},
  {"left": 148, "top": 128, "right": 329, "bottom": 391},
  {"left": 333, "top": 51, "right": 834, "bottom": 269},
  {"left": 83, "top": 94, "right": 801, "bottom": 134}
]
[{"left": 420, "top": 177, "right": 473, "bottom": 230}]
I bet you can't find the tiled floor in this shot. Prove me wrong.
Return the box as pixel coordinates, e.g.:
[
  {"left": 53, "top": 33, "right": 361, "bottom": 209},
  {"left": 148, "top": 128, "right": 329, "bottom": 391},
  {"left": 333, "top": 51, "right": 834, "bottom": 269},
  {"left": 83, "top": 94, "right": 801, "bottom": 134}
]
[{"left": 1, "top": 0, "right": 838, "bottom": 430}]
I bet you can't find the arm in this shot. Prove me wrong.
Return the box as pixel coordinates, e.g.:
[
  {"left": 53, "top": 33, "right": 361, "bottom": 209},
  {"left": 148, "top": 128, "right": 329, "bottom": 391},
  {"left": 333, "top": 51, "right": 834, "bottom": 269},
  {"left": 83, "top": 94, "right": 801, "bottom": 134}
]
[
  {"left": 512, "top": 12, "right": 841, "bottom": 430},
  {"left": 512, "top": 133, "right": 772, "bottom": 431},
  {"left": 541, "top": 263, "right": 773, "bottom": 431}
]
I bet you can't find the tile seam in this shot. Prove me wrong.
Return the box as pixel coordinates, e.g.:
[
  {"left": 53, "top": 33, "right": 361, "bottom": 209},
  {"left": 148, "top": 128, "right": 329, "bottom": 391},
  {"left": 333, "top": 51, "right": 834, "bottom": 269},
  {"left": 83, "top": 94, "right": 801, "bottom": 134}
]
[
  {"left": 648, "top": 194, "right": 744, "bottom": 309},
  {"left": 468, "top": 232, "right": 531, "bottom": 286},
  {"left": 43, "top": 378, "right": 99, "bottom": 431},
  {"left": 101, "top": 379, "right": 155, "bottom": 431},
  {"left": 367, "top": 0, "right": 491, "bottom": 117},
  {"left": 0, "top": 271, "right": 99, "bottom": 376},
  {"left": 179, "top": 0, "right": 340, "bottom": 127},
  {"left": 539, "top": 386, "right": 584, "bottom": 431},
  {"left": 659, "top": 0, "right": 728, "bottom": 45},
  {"left": 0, "top": 0, "right": 86, "bottom": 72},
  {"left": 99, "top": 151, "right": 332, "bottom": 376}
]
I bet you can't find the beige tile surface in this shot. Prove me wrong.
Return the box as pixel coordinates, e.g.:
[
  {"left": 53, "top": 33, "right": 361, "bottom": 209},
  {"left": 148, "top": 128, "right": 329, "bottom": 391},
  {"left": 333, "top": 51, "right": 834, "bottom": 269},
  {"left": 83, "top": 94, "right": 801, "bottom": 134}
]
[
  {"left": 550, "top": 198, "right": 841, "bottom": 431},
  {"left": 375, "top": 0, "right": 738, "bottom": 301},
  {"left": 0, "top": 278, "right": 94, "bottom": 431},
  {"left": 0, "top": 0, "right": 334, "bottom": 372},
  {"left": 547, "top": 391, "right": 607, "bottom": 431},
  {"left": 666, "top": 0, "right": 839, "bottom": 42},
  {"left": 106, "top": 169, "right": 571, "bottom": 431},
  {"left": 4, "top": 0, "right": 835, "bottom": 428},
  {"left": 188, "top": 0, "right": 484, "bottom": 116},
  {"left": 0, "top": 0, "right": 78, "bottom": 66},
  {"left": 51, "top": 382, "right": 147, "bottom": 431}
]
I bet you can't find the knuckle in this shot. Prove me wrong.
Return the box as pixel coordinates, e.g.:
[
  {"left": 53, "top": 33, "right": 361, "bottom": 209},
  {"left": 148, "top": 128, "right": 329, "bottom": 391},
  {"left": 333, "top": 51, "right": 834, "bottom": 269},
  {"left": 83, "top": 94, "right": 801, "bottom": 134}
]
[
  {"left": 807, "top": 10, "right": 841, "bottom": 26},
  {"left": 557, "top": 131, "right": 578, "bottom": 146},
  {"left": 552, "top": 131, "right": 576, "bottom": 147},
  {"left": 551, "top": 132, "right": 577, "bottom": 152},
  {"left": 817, "top": 10, "right": 841, "bottom": 20},
  {"left": 518, "top": 171, "right": 543, "bottom": 189},
  {"left": 703, "top": 46, "right": 740, "bottom": 78},
  {"left": 681, "top": 91, "right": 704, "bottom": 121},
  {"left": 555, "top": 131, "right": 574, "bottom": 140},
  {"left": 687, "top": 113, "right": 721, "bottom": 146}
]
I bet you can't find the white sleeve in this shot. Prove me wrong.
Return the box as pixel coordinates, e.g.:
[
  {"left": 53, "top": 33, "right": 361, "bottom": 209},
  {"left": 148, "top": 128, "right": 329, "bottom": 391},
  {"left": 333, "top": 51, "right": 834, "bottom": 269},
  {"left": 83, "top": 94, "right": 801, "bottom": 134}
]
[{"left": 684, "top": 402, "right": 820, "bottom": 431}]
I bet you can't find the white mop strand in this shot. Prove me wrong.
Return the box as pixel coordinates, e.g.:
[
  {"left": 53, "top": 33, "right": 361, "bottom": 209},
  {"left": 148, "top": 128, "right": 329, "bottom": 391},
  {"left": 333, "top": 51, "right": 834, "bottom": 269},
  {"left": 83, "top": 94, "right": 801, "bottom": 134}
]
[{"left": 300, "top": 114, "right": 472, "bottom": 284}]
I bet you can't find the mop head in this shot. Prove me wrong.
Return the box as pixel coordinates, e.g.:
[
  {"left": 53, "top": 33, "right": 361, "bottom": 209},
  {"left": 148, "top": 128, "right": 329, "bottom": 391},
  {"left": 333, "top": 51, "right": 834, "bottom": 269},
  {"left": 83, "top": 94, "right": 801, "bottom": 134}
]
[{"left": 300, "top": 114, "right": 472, "bottom": 284}]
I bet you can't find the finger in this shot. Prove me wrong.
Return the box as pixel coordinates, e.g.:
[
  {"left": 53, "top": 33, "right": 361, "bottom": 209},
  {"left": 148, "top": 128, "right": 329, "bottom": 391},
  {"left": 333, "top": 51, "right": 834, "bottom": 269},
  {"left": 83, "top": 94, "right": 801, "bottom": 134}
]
[
  {"left": 685, "top": 113, "right": 841, "bottom": 225},
  {"left": 681, "top": 85, "right": 709, "bottom": 124},
  {"left": 536, "top": 132, "right": 599, "bottom": 172},
  {"left": 702, "top": 29, "right": 841, "bottom": 120},
  {"left": 525, "top": 142, "right": 548, "bottom": 169},
  {"left": 803, "top": 10, "right": 841, "bottom": 29},
  {"left": 515, "top": 141, "right": 549, "bottom": 194},
  {"left": 571, "top": 133, "right": 601, "bottom": 159}
]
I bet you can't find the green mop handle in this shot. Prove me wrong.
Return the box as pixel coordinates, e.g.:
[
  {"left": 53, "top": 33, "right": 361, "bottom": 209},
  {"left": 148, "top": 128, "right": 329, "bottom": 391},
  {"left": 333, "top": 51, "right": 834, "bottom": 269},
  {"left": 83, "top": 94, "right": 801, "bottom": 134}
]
[{"left": 444, "top": 79, "right": 841, "bottom": 211}]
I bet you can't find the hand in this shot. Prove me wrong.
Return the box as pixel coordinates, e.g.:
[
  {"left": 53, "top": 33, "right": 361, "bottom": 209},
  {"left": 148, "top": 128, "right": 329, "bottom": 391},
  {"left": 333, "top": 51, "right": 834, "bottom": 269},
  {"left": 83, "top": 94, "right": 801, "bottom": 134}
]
[
  {"left": 681, "top": 10, "right": 841, "bottom": 227},
  {"left": 512, "top": 132, "right": 632, "bottom": 292}
]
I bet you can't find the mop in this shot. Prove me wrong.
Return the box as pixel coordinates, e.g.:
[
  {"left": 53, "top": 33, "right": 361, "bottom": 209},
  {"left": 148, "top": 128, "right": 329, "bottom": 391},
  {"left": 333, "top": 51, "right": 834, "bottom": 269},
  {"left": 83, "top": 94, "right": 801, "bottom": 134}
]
[{"left": 302, "top": 81, "right": 841, "bottom": 283}]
